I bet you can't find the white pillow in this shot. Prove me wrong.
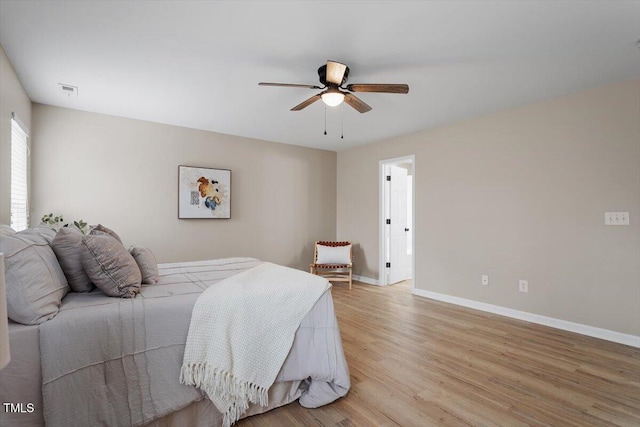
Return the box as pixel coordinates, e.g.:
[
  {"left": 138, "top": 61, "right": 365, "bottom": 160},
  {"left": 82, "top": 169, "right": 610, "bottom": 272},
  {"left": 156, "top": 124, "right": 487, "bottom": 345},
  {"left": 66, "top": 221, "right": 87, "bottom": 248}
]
[{"left": 316, "top": 244, "right": 352, "bottom": 265}]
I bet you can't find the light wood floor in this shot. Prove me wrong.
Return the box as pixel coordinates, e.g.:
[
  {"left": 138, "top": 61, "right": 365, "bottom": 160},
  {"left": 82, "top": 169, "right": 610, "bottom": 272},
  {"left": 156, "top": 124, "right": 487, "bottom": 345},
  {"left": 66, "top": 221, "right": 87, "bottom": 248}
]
[{"left": 238, "top": 280, "right": 640, "bottom": 426}]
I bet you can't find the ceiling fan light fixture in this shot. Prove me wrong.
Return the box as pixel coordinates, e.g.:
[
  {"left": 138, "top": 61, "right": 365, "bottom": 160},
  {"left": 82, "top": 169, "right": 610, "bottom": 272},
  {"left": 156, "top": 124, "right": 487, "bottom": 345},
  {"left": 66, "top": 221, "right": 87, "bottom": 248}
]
[
  {"left": 260, "top": 60, "right": 408, "bottom": 113},
  {"left": 321, "top": 91, "right": 345, "bottom": 107}
]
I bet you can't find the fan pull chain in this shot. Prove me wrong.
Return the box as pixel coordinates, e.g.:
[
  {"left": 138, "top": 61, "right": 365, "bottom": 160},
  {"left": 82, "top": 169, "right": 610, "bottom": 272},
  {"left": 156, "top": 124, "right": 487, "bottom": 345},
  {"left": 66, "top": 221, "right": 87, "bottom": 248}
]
[
  {"left": 341, "top": 103, "right": 344, "bottom": 139},
  {"left": 324, "top": 106, "right": 327, "bottom": 136}
]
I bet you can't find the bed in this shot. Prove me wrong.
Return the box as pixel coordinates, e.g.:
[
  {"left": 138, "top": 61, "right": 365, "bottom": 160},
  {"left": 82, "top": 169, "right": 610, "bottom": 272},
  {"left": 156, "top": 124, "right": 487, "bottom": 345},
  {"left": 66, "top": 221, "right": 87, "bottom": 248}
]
[{"left": 0, "top": 257, "right": 350, "bottom": 427}]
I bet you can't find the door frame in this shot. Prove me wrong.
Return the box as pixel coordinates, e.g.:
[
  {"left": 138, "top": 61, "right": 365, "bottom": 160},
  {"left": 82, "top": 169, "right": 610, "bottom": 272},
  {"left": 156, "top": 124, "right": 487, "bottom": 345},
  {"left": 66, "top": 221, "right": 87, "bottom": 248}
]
[{"left": 379, "top": 154, "right": 415, "bottom": 288}]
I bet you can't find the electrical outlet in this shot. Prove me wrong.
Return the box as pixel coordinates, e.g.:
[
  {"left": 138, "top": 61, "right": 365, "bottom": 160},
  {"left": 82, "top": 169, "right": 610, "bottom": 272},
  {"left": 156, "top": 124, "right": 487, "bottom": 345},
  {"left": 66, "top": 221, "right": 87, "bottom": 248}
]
[
  {"left": 519, "top": 280, "right": 528, "bottom": 293},
  {"left": 481, "top": 275, "right": 489, "bottom": 286}
]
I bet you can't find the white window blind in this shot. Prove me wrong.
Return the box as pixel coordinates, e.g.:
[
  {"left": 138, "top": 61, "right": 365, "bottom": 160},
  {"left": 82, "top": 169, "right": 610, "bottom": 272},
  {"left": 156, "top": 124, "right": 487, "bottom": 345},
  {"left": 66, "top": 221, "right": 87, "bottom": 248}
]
[{"left": 11, "top": 116, "right": 29, "bottom": 232}]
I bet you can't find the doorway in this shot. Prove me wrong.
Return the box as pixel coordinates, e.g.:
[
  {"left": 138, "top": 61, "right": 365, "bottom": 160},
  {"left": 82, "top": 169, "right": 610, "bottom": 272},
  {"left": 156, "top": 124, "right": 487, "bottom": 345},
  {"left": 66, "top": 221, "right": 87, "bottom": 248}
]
[{"left": 379, "top": 155, "right": 415, "bottom": 288}]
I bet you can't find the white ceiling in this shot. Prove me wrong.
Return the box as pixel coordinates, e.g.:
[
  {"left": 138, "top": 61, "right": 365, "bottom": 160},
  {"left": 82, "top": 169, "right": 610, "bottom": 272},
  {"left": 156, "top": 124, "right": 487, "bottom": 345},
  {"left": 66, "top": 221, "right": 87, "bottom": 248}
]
[{"left": 1, "top": 1, "right": 639, "bottom": 152}]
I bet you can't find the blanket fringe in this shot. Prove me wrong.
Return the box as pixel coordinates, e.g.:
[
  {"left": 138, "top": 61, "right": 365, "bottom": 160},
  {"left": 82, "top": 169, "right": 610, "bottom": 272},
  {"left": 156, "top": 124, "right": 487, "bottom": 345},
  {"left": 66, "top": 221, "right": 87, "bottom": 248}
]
[{"left": 180, "top": 362, "right": 269, "bottom": 427}]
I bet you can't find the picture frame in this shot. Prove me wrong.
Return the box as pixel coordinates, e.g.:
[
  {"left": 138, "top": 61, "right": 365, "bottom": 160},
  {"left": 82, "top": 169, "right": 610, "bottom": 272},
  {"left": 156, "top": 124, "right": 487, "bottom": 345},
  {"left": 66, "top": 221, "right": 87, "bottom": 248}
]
[{"left": 178, "top": 165, "right": 231, "bottom": 219}]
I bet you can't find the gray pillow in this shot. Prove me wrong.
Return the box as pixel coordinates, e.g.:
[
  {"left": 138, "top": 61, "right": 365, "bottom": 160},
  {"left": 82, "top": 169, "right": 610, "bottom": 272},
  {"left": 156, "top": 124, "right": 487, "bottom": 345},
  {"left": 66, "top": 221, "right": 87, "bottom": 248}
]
[
  {"left": 0, "top": 232, "right": 69, "bottom": 325},
  {"left": 129, "top": 246, "right": 160, "bottom": 285},
  {"left": 81, "top": 234, "right": 141, "bottom": 298},
  {"left": 51, "top": 227, "right": 94, "bottom": 292},
  {"left": 0, "top": 224, "right": 16, "bottom": 236},
  {"left": 89, "top": 224, "right": 123, "bottom": 244},
  {"left": 18, "top": 226, "right": 58, "bottom": 244}
]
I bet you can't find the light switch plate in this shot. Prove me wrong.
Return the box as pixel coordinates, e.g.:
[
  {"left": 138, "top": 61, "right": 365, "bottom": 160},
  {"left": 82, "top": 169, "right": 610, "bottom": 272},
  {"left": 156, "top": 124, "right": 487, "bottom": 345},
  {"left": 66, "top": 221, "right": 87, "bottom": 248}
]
[
  {"left": 605, "top": 212, "right": 629, "bottom": 225},
  {"left": 481, "top": 275, "right": 489, "bottom": 286}
]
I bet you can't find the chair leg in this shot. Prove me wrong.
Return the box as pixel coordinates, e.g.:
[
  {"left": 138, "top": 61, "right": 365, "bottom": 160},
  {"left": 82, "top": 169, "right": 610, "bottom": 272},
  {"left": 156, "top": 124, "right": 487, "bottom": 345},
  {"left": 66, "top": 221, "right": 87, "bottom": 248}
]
[{"left": 349, "top": 268, "right": 352, "bottom": 290}]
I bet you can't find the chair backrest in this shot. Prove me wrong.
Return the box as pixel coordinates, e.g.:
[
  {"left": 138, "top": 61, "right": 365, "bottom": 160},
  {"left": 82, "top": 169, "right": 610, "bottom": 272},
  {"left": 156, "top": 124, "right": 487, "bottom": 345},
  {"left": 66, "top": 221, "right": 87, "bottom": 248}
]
[{"left": 313, "top": 241, "right": 353, "bottom": 264}]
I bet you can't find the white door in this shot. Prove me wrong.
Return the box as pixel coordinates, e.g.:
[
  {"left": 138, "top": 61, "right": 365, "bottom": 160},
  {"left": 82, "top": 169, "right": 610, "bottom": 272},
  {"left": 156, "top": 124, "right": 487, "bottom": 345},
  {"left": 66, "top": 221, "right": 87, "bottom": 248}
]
[{"left": 387, "top": 165, "right": 412, "bottom": 284}]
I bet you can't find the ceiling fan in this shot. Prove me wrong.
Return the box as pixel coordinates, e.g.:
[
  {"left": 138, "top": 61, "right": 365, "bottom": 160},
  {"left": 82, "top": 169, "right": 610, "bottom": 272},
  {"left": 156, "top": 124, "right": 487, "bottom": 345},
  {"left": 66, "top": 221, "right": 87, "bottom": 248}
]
[{"left": 259, "top": 60, "right": 409, "bottom": 113}]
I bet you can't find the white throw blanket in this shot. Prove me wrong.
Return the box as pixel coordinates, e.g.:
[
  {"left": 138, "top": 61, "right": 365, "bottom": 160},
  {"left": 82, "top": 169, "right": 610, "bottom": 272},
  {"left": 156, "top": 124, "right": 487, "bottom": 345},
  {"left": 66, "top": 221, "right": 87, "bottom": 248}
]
[{"left": 180, "top": 262, "right": 331, "bottom": 427}]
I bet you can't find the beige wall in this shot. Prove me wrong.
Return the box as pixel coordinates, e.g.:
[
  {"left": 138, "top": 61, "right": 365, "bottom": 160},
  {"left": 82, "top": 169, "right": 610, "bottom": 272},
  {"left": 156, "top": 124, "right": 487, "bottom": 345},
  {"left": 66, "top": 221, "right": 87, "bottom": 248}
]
[
  {"left": 31, "top": 104, "right": 336, "bottom": 270},
  {"left": 0, "top": 45, "right": 32, "bottom": 224},
  {"left": 337, "top": 78, "right": 640, "bottom": 336}
]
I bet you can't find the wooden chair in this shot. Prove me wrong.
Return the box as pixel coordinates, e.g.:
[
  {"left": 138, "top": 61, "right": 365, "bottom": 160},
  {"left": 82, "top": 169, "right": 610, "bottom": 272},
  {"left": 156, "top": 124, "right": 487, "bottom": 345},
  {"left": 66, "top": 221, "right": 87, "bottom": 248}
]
[{"left": 310, "top": 241, "right": 353, "bottom": 290}]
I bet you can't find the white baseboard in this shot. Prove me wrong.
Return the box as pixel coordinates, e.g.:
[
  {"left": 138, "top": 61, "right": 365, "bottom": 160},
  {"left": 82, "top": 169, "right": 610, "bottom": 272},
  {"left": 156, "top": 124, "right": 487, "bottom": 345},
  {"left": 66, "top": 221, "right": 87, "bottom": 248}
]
[
  {"left": 412, "top": 289, "right": 640, "bottom": 348},
  {"left": 353, "top": 275, "right": 381, "bottom": 286}
]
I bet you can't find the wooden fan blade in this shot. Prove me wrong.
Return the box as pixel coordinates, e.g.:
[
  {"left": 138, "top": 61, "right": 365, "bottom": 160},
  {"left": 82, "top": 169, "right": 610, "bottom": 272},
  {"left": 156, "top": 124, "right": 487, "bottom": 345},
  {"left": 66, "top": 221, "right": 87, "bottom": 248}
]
[
  {"left": 259, "top": 82, "right": 323, "bottom": 89},
  {"left": 346, "top": 83, "right": 409, "bottom": 94},
  {"left": 344, "top": 93, "right": 372, "bottom": 113},
  {"left": 326, "top": 61, "right": 347, "bottom": 85},
  {"left": 291, "top": 94, "right": 322, "bottom": 111}
]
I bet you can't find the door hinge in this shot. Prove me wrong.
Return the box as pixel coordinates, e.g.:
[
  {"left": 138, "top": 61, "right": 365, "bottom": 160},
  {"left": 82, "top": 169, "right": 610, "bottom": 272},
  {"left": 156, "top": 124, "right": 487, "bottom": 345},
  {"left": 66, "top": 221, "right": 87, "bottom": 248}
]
[
  {"left": 386, "top": 219, "right": 391, "bottom": 225},
  {"left": 386, "top": 262, "right": 391, "bottom": 268},
  {"left": 386, "top": 175, "right": 391, "bottom": 181}
]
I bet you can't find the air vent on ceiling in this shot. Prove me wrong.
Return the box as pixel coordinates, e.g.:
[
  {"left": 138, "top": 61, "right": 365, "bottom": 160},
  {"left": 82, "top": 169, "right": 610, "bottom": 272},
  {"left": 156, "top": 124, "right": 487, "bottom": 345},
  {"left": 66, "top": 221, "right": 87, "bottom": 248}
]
[{"left": 58, "top": 83, "right": 78, "bottom": 97}]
